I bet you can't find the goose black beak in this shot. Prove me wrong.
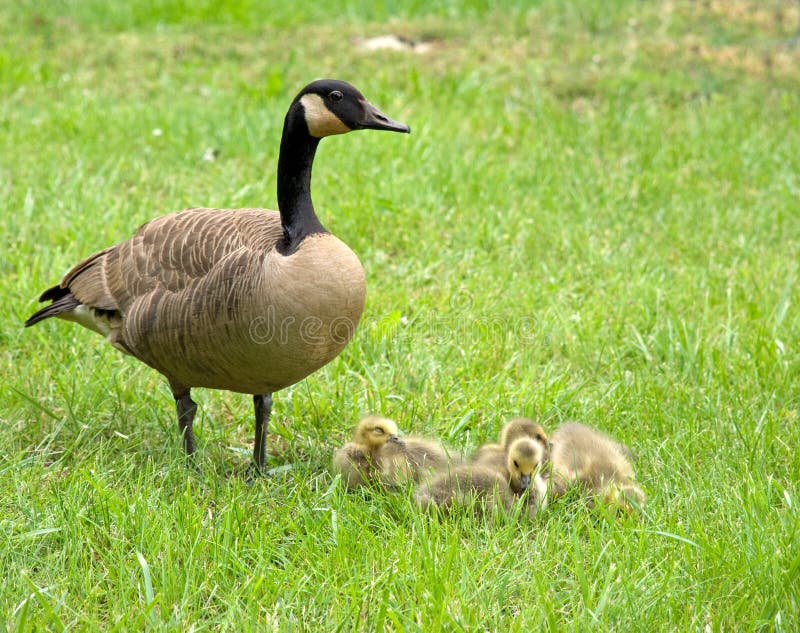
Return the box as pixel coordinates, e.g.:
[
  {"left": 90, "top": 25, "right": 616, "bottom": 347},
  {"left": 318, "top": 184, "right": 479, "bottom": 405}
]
[
  {"left": 389, "top": 434, "right": 404, "bottom": 445},
  {"left": 358, "top": 101, "right": 410, "bottom": 134},
  {"left": 519, "top": 474, "right": 531, "bottom": 491}
]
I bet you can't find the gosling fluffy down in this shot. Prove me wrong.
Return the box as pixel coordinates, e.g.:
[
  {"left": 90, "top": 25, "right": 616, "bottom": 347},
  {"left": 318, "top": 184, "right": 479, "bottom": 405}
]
[
  {"left": 505, "top": 438, "right": 548, "bottom": 507},
  {"left": 501, "top": 417, "right": 550, "bottom": 449},
  {"left": 414, "top": 464, "right": 516, "bottom": 514},
  {"left": 380, "top": 432, "right": 463, "bottom": 487},
  {"left": 471, "top": 417, "right": 550, "bottom": 473},
  {"left": 332, "top": 415, "right": 400, "bottom": 490},
  {"left": 416, "top": 438, "right": 548, "bottom": 516},
  {"left": 548, "top": 422, "right": 645, "bottom": 510}
]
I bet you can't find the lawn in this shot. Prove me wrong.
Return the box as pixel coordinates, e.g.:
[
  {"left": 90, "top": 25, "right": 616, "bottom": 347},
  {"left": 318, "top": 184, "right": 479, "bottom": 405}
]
[{"left": 2, "top": 0, "right": 799, "bottom": 629}]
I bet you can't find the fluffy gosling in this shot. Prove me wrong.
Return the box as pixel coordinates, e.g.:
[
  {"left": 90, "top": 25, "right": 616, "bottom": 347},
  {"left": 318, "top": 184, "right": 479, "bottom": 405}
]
[
  {"left": 332, "top": 415, "right": 400, "bottom": 490},
  {"left": 415, "top": 438, "right": 548, "bottom": 516},
  {"left": 501, "top": 417, "right": 550, "bottom": 450},
  {"left": 471, "top": 417, "right": 550, "bottom": 465},
  {"left": 548, "top": 422, "right": 645, "bottom": 511},
  {"left": 380, "top": 432, "right": 462, "bottom": 487},
  {"left": 414, "top": 464, "right": 516, "bottom": 514},
  {"left": 505, "top": 438, "right": 548, "bottom": 509}
]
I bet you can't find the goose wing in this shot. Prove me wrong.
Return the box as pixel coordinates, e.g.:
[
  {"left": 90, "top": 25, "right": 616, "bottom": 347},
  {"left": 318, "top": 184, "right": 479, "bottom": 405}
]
[{"left": 63, "top": 207, "right": 283, "bottom": 313}]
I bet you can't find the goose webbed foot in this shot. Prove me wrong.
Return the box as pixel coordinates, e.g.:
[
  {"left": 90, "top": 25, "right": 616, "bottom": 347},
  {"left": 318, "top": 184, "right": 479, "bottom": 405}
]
[{"left": 244, "top": 462, "right": 268, "bottom": 485}]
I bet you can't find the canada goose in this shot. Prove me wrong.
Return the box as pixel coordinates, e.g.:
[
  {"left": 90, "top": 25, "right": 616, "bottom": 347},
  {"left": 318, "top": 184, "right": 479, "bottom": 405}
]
[
  {"left": 414, "top": 464, "right": 516, "bottom": 514},
  {"left": 379, "top": 433, "right": 462, "bottom": 487},
  {"left": 332, "top": 415, "right": 400, "bottom": 490},
  {"left": 548, "top": 422, "right": 645, "bottom": 510},
  {"left": 471, "top": 417, "right": 550, "bottom": 466},
  {"left": 24, "top": 79, "right": 410, "bottom": 473}
]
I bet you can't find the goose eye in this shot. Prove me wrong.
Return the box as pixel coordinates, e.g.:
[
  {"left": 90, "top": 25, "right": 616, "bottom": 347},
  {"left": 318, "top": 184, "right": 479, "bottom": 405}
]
[
  {"left": 329, "top": 90, "right": 343, "bottom": 102},
  {"left": 373, "top": 427, "right": 384, "bottom": 435}
]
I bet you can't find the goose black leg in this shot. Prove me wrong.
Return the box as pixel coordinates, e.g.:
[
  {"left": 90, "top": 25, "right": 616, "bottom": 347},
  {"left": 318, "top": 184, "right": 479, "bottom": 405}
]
[
  {"left": 251, "top": 393, "right": 273, "bottom": 476},
  {"left": 175, "top": 392, "right": 198, "bottom": 456}
]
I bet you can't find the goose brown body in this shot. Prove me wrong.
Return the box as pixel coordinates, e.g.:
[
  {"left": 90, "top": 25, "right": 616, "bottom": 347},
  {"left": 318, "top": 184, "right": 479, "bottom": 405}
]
[
  {"left": 25, "top": 79, "right": 409, "bottom": 471},
  {"left": 54, "top": 208, "right": 365, "bottom": 395}
]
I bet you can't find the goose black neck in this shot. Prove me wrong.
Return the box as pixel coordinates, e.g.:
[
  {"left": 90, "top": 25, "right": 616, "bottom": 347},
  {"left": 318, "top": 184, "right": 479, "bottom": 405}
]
[{"left": 277, "top": 109, "right": 327, "bottom": 250}]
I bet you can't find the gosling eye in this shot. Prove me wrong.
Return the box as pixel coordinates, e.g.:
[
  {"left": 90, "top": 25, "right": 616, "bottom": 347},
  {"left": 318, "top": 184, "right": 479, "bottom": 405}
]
[
  {"left": 513, "top": 460, "right": 519, "bottom": 468},
  {"left": 373, "top": 427, "right": 384, "bottom": 435},
  {"left": 329, "top": 90, "right": 343, "bottom": 102}
]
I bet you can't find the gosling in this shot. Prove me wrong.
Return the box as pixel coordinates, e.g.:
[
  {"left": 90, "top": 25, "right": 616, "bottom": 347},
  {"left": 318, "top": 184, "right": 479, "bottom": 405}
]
[
  {"left": 332, "top": 415, "right": 401, "bottom": 490},
  {"left": 415, "top": 438, "right": 547, "bottom": 516},
  {"left": 471, "top": 417, "right": 550, "bottom": 465},
  {"left": 414, "top": 464, "right": 516, "bottom": 514},
  {"left": 505, "top": 438, "right": 548, "bottom": 509},
  {"left": 548, "top": 422, "right": 645, "bottom": 510},
  {"left": 501, "top": 417, "right": 550, "bottom": 450},
  {"left": 380, "top": 429, "right": 462, "bottom": 487}
]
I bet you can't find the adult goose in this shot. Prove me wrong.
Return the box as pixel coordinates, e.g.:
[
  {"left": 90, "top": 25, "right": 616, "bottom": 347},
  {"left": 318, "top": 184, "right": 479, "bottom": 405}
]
[{"left": 25, "top": 79, "right": 410, "bottom": 473}]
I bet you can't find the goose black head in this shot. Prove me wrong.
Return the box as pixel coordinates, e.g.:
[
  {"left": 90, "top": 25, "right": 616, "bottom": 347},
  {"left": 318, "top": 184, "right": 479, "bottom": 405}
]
[{"left": 294, "top": 79, "right": 410, "bottom": 138}]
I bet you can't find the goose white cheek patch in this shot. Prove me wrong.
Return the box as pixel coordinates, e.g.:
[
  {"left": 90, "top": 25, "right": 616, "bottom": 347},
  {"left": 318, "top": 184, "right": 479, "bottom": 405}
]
[{"left": 300, "top": 93, "right": 351, "bottom": 137}]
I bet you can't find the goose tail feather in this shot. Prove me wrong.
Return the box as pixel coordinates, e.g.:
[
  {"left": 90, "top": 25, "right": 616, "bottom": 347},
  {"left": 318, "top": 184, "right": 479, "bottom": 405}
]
[{"left": 25, "top": 287, "right": 81, "bottom": 327}]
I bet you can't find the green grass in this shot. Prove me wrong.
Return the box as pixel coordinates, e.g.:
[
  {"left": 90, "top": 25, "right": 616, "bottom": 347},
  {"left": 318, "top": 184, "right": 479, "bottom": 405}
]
[{"left": 2, "top": 0, "right": 800, "bottom": 629}]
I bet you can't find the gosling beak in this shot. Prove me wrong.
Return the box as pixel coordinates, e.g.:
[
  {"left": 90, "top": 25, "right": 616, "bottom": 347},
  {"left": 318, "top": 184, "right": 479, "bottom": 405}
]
[
  {"left": 519, "top": 474, "right": 531, "bottom": 491},
  {"left": 358, "top": 100, "right": 410, "bottom": 134},
  {"left": 389, "top": 434, "right": 403, "bottom": 445}
]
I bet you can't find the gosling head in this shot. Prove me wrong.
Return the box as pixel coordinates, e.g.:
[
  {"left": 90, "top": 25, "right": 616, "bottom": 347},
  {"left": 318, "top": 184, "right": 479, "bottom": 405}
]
[
  {"left": 501, "top": 417, "right": 551, "bottom": 453},
  {"left": 293, "top": 79, "right": 410, "bottom": 138},
  {"left": 354, "top": 415, "right": 401, "bottom": 450},
  {"left": 506, "top": 438, "right": 545, "bottom": 494}
]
